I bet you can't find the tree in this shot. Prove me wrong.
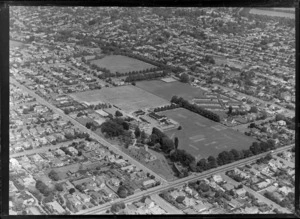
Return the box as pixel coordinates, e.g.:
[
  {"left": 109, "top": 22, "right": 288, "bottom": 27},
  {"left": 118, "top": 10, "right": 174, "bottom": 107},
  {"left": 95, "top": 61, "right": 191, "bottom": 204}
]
[
  {"left": 174, "top": 137, "right": 179, "bottom": 150},
  {"left": 250, "top": 142, "right": 262, "bottom": 155},
  {"left": 35, "top": 180, "right": 51, "bottom": 196},
  {"left": 111, "top": 202, "right": 125, "bottom": 213},
  {"left": 134, "top": 126, "right": 141, "bottom": 138},
  {"left": 199, "top": 183, "right": 210, "bottom": 192},
  {"left": 266, "top": 139, "right": 276, "bottom": 149},
  {"left": 69, "top": 188, "right": 75, "bottom": 194},
  {"left": 230, "top": 149, "right": 241, "bottom": 161},
  {"left": 55, "top": 183, "right": 64, "bottom": 192},
  {"left": 86, "top": 122, "right": 92, "bottom": 129},
  {"left": 228, "top": 105, "right": 233, "bottom": 114},
  {"left": 249, "top": 123, "right": 256, "bottom": 128},
  {"left": 249, "top": 106, "right": 258, "bottom": 113},
  {"left": 179, "top": 73, "right": 189, "bottom": 83},
  {"left": 115, "top": 110, "right": 123, "bottom": 117},
  {"left": 243, "top": 149, "right": 253, "bottom": 158},
  {"left": 48, "top": 170, "right": 60, "bottom": 181},
  {"left": 176, "top": 196, "right": 185, "bottom": 203},
  {"left": 207, "top": 156, "right": 218, "bottom": 168},
  {"left": 122, "top": 121, "right": 130, "bottom": 130},
  {"left": 161, "top": 137, "right": 175, "bottom": 153},
  {"left": 197, "top": 158, "right": 208, "bottom": 171},
  {"left": 117, "top": 186, "right": 128, "bottom": 198}
]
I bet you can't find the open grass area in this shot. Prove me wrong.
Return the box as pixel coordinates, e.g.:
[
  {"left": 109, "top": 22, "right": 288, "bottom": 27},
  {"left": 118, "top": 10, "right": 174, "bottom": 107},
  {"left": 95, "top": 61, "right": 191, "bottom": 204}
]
[
  {"left": 90, "top": 55, "right": 156, "bottom": 73},
  {"left": 136, "top": 80, "right": 205, "bottom": 102},
  {"left": 122, "top": 147, "right": 178, "bottom": 182},
  {"left": 158, "top": 108, "right": 256, "bottom": 160},
  {"left": 70, "top": 85, "right": 169, "bottom": 113}
]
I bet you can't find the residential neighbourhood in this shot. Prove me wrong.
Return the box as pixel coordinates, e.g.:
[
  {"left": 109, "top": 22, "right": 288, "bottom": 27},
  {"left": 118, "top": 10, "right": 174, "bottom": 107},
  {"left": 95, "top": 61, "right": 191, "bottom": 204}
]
[{"left": 9, "top": 7, "right": 295, "bottom": 215}]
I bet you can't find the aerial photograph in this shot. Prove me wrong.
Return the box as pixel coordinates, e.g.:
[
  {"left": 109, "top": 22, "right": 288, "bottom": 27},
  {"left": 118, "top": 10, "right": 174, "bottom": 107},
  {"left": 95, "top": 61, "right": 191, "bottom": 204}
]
[{"left": 9, "top": 7, "right": 295, "bottom": 215}]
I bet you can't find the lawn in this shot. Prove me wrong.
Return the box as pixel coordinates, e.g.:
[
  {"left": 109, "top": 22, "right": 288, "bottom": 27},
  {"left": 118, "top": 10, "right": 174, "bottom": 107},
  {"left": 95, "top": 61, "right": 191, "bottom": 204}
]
[
  {"left": 136, "top": 80, "right": 205, "bottom": 102},
  {"left": 158, "top": 108, "right": 257, "bottom": 160},
  {"left": 70, "top": 85, "right": 169, "bottom": 113},
  {"left": 90, "top": 55, "right": 156, "bottom": 74}
]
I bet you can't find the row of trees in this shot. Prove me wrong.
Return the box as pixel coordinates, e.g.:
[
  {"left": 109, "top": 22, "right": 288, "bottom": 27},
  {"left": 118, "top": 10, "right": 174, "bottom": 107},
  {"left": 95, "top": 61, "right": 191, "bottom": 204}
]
[
  {"left": 124, "top": 71, "right": 168, "bottom": 82},
  {"left": 115, "top": 67, "right": 160, "bottom": 77},
  {"left": 171, "top": 96, "right": 221, "bottom": 122},
  {"left": 153, "top": 104, "right": 180, "bottom": 113},
  {"left": 195, "top": 140, "right": 275, "bottom": 173},
  {"left": 169, "top": 149, "right": 195, "bottom": 167}
]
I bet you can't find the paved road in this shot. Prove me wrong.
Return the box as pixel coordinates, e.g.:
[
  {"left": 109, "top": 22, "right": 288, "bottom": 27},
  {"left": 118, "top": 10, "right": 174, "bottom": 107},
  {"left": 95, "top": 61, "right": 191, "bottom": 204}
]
[
  {"left": 10, "top": 139, "right": 81, "bottom": 158},
  {"left": 220, "top": 173, "right": 291, "bottom": 213},
  {"left": 78, "top": 145, "right": 292, "bottom": 215},
  {"left": 11, "top": 77, "right": 167, "bottom": 184},
  {"left": 151, "top": 194, "right": 184, "bottom": 214},
  {"left": 10, "top": 77, "right": 294, "bottom": 214}
]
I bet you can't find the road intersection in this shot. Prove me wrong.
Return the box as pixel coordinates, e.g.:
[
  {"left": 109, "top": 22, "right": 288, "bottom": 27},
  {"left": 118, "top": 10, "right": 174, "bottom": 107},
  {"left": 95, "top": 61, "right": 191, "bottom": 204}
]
[{"left": 10, "top": 77, "right": 294, "bottom": 215}]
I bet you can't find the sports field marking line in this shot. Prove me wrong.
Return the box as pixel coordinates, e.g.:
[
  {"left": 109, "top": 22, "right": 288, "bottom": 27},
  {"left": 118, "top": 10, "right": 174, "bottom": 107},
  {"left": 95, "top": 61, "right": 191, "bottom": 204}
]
[
  {"left": 211, "top": 126, "right": 221, "bottom": 131},
  {"left": 193, "top": 138, "right": 206, "bottom": 142},
  {"left": 204, "top": 141, "right": 217, "bottom": 146},
  {"left": 189, "top": 144, "right": 199, "bottom": 150},
  {"left": 195, "top": 122, "right": 206, "bottom": 127},
  {"left": 189, "top": 134, "right": 204, "bottom": 140},
  {"left": 177, "top": 114, "right": 187, "bottom": 118},
  {"left": 223, "top": 134, "right": 233, "bottom": 140}
]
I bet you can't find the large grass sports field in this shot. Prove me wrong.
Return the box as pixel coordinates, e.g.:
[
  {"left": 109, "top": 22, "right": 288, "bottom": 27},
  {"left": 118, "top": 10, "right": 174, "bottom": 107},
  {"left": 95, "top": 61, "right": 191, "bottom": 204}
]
[
  {"left": 90, "top": 55, "right": 156, "bottom": 73},
  {"left": 70, "top": 85, "right": 169, "bottom": 113},
  {"left": 136, "top": 80, "right": 205, "bottom": 102},
  {"left": 158, "top": 108, "right": 256, "bottom": 160}
]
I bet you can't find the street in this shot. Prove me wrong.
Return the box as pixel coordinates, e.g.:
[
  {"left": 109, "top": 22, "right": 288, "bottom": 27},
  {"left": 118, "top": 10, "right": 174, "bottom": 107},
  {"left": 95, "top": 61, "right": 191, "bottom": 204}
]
[
  {"left": 11, "top": 77, "right": 167, "bottom": 184},
  {"left": 10, "top": 139, "right": 82, "bottom": 158},
  {"left": 220, "top": 173, "right": 291, "bottom": 213},
  {"left": 10, "top": 77, "right": 294, "bottom": 215},
  {"left": 78, "top": 145, "right": 293, "bottom": 215},
  {"left": 151, "top": 194, "right": 184, "bottom": 214}
]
